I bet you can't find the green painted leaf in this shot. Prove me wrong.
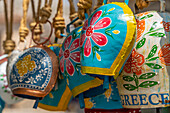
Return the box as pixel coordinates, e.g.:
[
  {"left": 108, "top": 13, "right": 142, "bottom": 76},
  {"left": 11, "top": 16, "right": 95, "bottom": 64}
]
[
  {"left": 72, "top": 31, "right": 77, "bottom": 39},
  {"left": 140, "top": 14, "right": 153, "bottom": 20},
  {"left": 1, "top": 79, "right": 4, "bottom": 81},
  {"left": 146, "top": 45, "right": 157, "bottom": 59},
  {"left": 140, "top": 16, "right": 147, "bottom": 20},
  {"left": 105, "top": 31, "right": 114, "bottom": 39},
  {"left": 105, "top": 24, "right": 117, "bottom": 32},
  {"left": 0, "top": 74, "right": 3, "bottom": 77},
  {"left": 139, "top": 72, "right": 156, "bottom": 79},
  {"left": 123, "top": 84, "right": 137, "bottom": 91},
  {"left": 101, "top": 12, "right": 113, "bottom": 17},
  {"left": 133, "top": 73, "right": 139, "bottom": 88},
  {"left": 92, "top": 47, "right": 95, "bottom": 59},
  {"left": 123, "top": 76, "right": 134, "bottom": 82},
  {"left": 149, "top": 22, "right": 157, "bottom": 31},
  {"left": 149, "top": 32, "right": 165, "bottom": 37},
  {"left": 136, "top": 38, "right": 146, "bottom": 49},
  {"left": 147, "top": 14, "right": 154, "bottom": 18},
  {"left": 148, "top": 57, "right": 159, "bottom": 61},
  {"left": 81, "top": 48, "right": 84, "bottom": 60},
  {"left": 139, "top": 81, "right": 158, "bottom": 88},
  {"left": 145, "top": 63, "right": 162, "bottom": 69}
]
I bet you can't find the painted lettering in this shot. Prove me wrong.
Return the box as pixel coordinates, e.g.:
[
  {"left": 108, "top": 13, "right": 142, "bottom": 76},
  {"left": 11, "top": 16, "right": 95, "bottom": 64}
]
[
  {"left": 131, "top": 94, "right": 139, "bottom": 105},
  {"left": 139, "top": 94, "right": 148, "bottom": 105},
  {"left": 124, "top": 95, "right": 131, "bottom": 105},
  {"left": 149, "top": 94, "right": 159, "bottom": 105},
  {"left": 160, "top": 93, "right": 169, "bottom": 104}
]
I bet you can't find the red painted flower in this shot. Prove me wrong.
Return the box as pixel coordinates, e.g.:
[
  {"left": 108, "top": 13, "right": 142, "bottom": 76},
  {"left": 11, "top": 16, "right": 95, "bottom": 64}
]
[
  {"left": 80, "top": 10, "right": 111, "bottom": 57},
  {"left": 158, "top": 44, "right": 170, "bottom": 66},
  {"left": 124, "top": 49, "right": 145, "bottom": 75},
  {"left": 162, "top": 21, "right": 170, "bottom": 32},
  {"left": 59, "top": 36, "right": 80, "bottom": 76}
]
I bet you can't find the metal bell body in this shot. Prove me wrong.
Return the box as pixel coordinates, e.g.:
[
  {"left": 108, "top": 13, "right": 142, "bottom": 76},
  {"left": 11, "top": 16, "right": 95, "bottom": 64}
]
[
  {"left": 116, "top": 11, "right": 170, "bottom": 108},
  {"left": 80, "top": 2, "right": 136, "bottom": 79},
  {"left": 8, "top": 46, "right": 58, "bottom": 99}
]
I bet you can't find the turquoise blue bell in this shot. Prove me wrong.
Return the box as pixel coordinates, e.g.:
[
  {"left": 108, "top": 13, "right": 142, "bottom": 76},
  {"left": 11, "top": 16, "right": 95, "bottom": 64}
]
[
  {"left": 59, "top": 26, "right": 105, "bottom": 108},
  {"left": 80, "top": 0, "right": 136, "bottom": 79}
]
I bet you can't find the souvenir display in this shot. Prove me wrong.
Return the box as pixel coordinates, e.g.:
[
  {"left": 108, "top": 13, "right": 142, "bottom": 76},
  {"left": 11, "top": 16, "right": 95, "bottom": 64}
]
[
  {"left": 80, "top": 0, "right": 136, "bottom": 79},
  {"left": 1, "top": 0, "right": 170, "bottom": 112},
  {"left": 0, "top": 96, "right": 5, "bottom": 113},
  {"left": 38, "top": 44, "right": 73, "bottom": 111},
  {"left": 0, "top": 54, "right": 23, "bottom": 105},
  {"left": 8, "top": 21, "right": 59, "bottom": 100},
  {"left": 116, "top": 11, "right": 170, "bottom": 108},
  {"left": 59, "top": 26, "right": 105, "bottom": 108}
]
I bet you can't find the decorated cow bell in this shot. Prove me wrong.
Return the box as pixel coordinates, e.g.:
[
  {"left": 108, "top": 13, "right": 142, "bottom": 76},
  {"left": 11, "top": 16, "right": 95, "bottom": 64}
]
[
  {"left": 116, "top": 11, "right": 170, "bottom": 108},
  {"left": 8, "top": 21, "right": 59, "bottom": 100},
  {"left": 59, "top": 26, "right": 105, "bottom": 108},
  {"left": 80, "top": 0, "right": 136, "bottom": 79}
]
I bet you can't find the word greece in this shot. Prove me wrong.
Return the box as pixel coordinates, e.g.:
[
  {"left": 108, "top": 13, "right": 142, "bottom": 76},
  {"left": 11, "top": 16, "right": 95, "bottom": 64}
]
[{"left": 120, "top": 93, "right": 170, "bottom": 108}]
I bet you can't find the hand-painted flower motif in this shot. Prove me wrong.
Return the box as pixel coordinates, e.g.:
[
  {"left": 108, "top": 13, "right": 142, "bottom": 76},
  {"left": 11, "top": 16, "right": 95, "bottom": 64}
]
[
  {"left": 80, "top": 10, "right": 111, "bottom": 57},
  {"left": 162, "top": 21, "right": 170, "bottom": 32},
  {"left": 16, "top": 55, "right": 36, "bottom": 76},
  {"left": 59, "top": 36, "right": 80, "bottom": 76},
  {"left": 124, "top": 49, "right": 145, "bottom": 75},
  {"left": 158, "top": 44, "right": 170, "bottom": 66},
  {"left": 84, "top": 98, "right": 94, "bottom": 109}
]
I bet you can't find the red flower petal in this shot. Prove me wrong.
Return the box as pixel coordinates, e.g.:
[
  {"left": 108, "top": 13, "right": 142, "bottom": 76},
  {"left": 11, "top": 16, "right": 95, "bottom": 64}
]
[
  {"left": 91, "top": 32, "right": 108, "bottom": 46},
  {"left": 90, "top": 10, "right": 102, "bottom": 25},
  {"left": 60, "top": 58, "right": 64, "bottom": 73},
  {"left": 124, "top": 57, "right": 132, "bottom": 73},
  {"left": 64, "top": 35, "right": 72, "bottom": 49},
  {"left": 84, "top": 38, "right": 91, "bottom": 57},
  {"left": 158, "top": 44, "right": 170, "bottom": 66},
  {"left": 59, "top": 48, "right": 64, "bottom": 58},
  {"left": 136, "top": 54, "right": 145, "bottom": 66},
  {"left": 66, "top": 59, "right": 74, "bottom": 76},
  {"left": 70, "top": 51, "right": 80, "bottom": 63},
  {"left": 80, "top": 33, "right": 86, "bottom": 47},
  {"left": 83, "top": 20, "right": 88, "bottom": 30},
  {"left": 69, "top": 38, "right": 80, "bottom": 51},
  {"left": 131, "top": 49, "right": 137, "bottom": 57},
  {"left": 132, "top": 67, "right": 142, "bottom": 75},
  {"left": 94, "top": 17, "right": 111, "bottom": 30}
]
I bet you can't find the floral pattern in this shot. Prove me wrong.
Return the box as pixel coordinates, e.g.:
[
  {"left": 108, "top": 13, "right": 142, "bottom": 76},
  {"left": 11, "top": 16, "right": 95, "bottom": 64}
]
[
  {"left": 10, "top": 47, "right": 53, "bottom": 91},
  {"left": 80, "top": 10, "right": 111, "bottom": 57},
  {"left": 59, "top": 36, "right": 80, "bottom": 76},
  {"left": 158, "top": 44, "right": 170, "bottom": 66},
  {"left": 16, "top": 55, "right": 36, "bottom": 76},
  {"left": 124, "top": 49, "right": 145, "bottom": 75},
  {"left": 162, "top": 21, "right": 170, "bottom": 32}
]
